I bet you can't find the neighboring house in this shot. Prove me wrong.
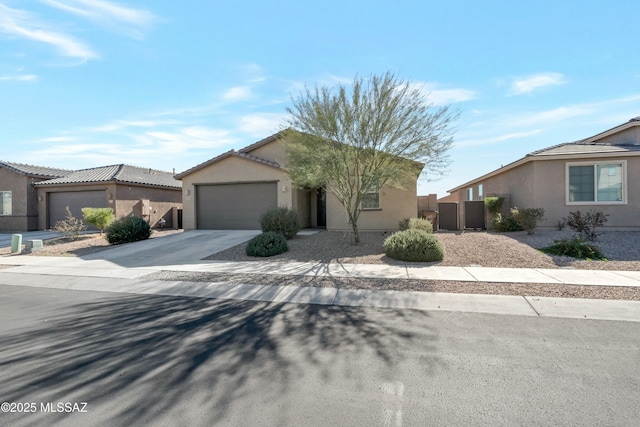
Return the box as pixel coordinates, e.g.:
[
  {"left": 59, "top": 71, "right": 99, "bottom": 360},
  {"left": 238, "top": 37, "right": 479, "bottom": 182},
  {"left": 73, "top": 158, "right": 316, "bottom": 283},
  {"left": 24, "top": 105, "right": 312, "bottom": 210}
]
[
  {"left": 175, "top": 131, "right": 422, "bottom": 231},
  {"left": 443, "top": 117, "right": 640, "bottom": 230},
  {"left": 0, "top": 161, "right": 72, "bottom": 232},
  {"left": 34, "top": 164, "right": 182, "bottom": 230}
]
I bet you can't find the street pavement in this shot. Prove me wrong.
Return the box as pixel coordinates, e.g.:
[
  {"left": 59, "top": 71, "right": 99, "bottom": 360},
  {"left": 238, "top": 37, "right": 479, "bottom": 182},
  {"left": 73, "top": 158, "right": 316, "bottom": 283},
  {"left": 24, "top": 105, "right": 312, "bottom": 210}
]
[{"left": 0, "top": 284, "right": 638, "bottom": 427}]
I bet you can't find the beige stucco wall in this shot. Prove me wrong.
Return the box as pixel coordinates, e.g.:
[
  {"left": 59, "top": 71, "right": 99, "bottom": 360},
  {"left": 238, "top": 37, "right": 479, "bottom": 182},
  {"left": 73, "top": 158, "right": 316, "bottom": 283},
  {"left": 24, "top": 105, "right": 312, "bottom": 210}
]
[
  {"left": 326, "top": 181, "right": 418, "bottom": 231},
  {"left": 246, "top": 141, "right": 286, "bottom": 164},
  {"left": 450, "top": 155, "right": 640, "bottom": 230},
  {"left": 596, "top": 127, "right": 639, "bottom": 145},
  {"left": 37, "top": 183, "right": 111, "bottom": 230},
  {"left": 180, "top": 155, "right": 292, "bottom": 230}
]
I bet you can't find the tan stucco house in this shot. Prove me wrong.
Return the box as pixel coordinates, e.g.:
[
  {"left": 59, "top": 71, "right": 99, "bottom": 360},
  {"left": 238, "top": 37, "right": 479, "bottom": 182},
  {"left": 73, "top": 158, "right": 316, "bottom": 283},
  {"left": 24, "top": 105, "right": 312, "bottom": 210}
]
[
  {"left": 175, "top": 131, "right": 421, "bottom": 231},
  {"left": 0, "top": 161, "right": 182, "bottom": 232},
  {"left": 35, "top": 164, "right": 182, "bottom": 230},
  {"left": 443, "top": 116, "right": 640, "bottom": 230},
  {"left": 0, "top": 161, "right": 72, "bottom": 231}
]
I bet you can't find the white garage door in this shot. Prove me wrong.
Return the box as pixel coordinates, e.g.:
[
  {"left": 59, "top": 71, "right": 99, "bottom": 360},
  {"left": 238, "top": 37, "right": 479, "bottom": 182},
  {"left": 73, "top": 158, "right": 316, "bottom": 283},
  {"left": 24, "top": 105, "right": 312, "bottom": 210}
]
[
  {"left": 48, "top": 190, "right": 107, "bottom": 229},
  {"left": 196, "top": 182, "right": 278, "bottom": 229}
]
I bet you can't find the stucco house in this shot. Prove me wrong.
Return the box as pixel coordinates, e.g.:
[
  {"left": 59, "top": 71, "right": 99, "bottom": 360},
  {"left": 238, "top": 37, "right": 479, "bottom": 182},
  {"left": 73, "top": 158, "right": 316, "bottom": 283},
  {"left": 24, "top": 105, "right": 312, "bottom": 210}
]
[
  {"left": 442, "top": 117, "right": 640, "bottom": 230},
  {"left": 0, "top": 161, "right": 72, "bottom": 231},
  {"left": 175, "top": 131, "right": 422, "bottom": 231},
  {"left": 0, "top": 161, "right": 182, "bottom": 232},
  {"left": 34, "top": 164, "right": 182, "bottom": 230}
]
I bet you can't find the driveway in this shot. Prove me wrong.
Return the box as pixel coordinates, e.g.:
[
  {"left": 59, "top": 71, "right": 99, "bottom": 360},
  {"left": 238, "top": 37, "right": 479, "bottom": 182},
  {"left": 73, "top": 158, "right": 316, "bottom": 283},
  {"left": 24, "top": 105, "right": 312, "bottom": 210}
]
[{"left": 81, "top": 229, "right": 260, "bottom": 268}]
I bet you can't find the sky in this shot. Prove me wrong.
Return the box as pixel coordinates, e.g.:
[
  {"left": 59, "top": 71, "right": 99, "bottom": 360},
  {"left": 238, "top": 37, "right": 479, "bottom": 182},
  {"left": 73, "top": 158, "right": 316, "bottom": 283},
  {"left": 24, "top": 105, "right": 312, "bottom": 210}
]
[{"left": 1, "top": 0, "right": 639, "bottom": 198}]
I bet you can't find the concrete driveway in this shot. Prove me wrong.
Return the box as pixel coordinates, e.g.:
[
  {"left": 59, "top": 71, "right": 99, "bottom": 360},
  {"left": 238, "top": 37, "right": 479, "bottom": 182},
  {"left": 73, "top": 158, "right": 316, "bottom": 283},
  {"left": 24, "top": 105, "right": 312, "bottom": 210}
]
[{"left": 81, "top": 230, "right": 261, "bottom": 268}]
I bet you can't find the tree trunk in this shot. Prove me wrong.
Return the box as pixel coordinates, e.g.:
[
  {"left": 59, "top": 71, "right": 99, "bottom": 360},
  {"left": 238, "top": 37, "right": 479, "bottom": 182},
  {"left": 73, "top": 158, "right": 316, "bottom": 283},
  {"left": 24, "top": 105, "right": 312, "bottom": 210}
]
[{"left": 350, "top": 220, "right": 360, "bottom": 244}]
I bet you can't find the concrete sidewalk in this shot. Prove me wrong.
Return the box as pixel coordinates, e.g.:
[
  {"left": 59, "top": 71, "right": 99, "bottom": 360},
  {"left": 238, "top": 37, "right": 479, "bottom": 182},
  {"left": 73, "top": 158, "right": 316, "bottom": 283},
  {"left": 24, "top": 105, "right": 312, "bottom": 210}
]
[{"left": 1, "top": 254, "right": 639, "bottom": 322}]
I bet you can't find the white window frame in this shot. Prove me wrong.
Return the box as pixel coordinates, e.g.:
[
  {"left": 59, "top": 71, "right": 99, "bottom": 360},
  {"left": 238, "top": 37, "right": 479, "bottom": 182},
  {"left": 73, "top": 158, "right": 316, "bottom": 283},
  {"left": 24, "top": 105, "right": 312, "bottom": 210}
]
[
  {"left": 478, "top": 184, "right": 484, "bottom": 200},
  {"left": 467, "top": 187, "right": 473, "bottom": 201},
  {"left": 565, "top": 160, "right": 627, "bottom": 205},
  {"left": 0, "top": 191, "right": 12, "bottom": 215}
]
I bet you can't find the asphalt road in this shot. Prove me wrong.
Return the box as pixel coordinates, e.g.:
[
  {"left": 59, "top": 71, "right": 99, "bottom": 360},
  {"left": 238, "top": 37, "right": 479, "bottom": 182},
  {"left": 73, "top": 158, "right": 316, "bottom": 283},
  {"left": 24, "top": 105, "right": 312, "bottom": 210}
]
[{"left": 1, "top": 284, "right": 639, "bottom": 427}]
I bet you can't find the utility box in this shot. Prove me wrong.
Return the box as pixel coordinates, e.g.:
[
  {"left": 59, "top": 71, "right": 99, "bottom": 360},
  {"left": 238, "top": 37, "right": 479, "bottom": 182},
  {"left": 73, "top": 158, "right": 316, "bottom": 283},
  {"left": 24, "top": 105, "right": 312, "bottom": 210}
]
[
  {"left": 23, "top": 239, "right": 44, "bottom": 254},
  {"left": 10, "top": 234, "right": 22, "bottom": 254}
]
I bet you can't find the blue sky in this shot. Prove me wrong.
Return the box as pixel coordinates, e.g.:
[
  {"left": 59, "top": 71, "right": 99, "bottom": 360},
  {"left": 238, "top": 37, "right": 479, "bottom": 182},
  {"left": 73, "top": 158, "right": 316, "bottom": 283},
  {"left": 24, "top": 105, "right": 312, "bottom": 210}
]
[{"left": 1, "top": 0, "right": 639, "bottom": 197}]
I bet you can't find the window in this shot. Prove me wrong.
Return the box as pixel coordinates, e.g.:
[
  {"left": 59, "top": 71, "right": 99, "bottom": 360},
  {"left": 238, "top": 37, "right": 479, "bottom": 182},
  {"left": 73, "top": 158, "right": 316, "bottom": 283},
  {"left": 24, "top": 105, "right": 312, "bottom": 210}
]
[
  {"left": 467, "top": 187, "right": 473, "bottom": 201},
  {"left": 361, "top": 189, "right": 380, "bottom": 209},
  {"left": 567, "top": 161, "right": 626, "bottom": 204},
  {"left": 478, "top": 184, "right": 484, "bottom": 200},
  {"left": 0, "top": 191, "right": 11, "bottom": 215}
]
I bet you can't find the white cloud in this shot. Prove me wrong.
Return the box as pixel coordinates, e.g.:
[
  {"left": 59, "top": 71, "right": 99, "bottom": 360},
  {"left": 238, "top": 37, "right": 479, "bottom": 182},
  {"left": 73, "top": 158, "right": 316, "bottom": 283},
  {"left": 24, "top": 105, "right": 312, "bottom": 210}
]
[
  {"left": 223, "top": 86, "right": 252, "bottom": 101},
  {"left": 410, "top": 82, "right": 477, "bottom": 105},
  {"left": 40, "top": 0, "right": 157, "bottom": 38},
  {"left": 239, "top": 113, "right": 286, "bottom": 137},
  {"left": 510, "top": 72, "right": 566, "bottom": 95},
  {"left": 0, "top": 4, "right": 98, "bottom": 60},
  {"left": 455, "top": 129, "right": 543, "bottom": 148},
  {"left": 0, "top": 74, "right": 38, "bottom": 81}
]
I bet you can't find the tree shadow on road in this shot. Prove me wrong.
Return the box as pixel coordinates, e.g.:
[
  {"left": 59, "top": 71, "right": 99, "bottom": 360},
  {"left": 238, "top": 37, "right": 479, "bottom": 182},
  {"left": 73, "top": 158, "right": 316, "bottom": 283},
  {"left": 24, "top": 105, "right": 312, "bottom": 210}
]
[{"left": 0, "top": 292, "right": 440, "bottom": 426}]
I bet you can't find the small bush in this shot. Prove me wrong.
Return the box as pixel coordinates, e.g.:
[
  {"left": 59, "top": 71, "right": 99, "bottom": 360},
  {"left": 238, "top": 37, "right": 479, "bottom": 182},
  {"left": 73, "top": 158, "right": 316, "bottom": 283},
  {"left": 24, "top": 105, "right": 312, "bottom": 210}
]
[
  {"left": 260, "top": 207, "right": 300, "bottom": 239},
  {"left": 398, "top": 217, "right": 433, "bottom": 233},
  {"left": 492, "top": 213, "right": 523, "bottom": 232},
  {"left": 54, "top": 206, "right": 87, "bottom": 240},
  {"left": 105, "top": 216, "right": 151, "bottom": 245},
  {"left": 511, "top": 207, "right": 545, "bottom": 235},
  {"left": 82, "top": 207, "right": 115, "bottom": 235},
  {"left": 564, "top": 210, "right": 609, "bottom": 241},
  {"left": 484, "top": 196, "right": 504, "bottom": 215},
  {"left": 246, "top": 232, "right": 288, "bottom": 257},
  {"left": 384, "top": 229, "right": 444, "bottom": 262},
  {"left": 541, "top": 236, "right": 606, "bottom": 260}
]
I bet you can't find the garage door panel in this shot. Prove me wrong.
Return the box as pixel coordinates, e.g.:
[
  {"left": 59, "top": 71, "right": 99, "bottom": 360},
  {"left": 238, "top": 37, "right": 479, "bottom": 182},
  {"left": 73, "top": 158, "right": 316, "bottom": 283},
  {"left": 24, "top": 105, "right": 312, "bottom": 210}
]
[
  {"left": 196, "top": 182, "right": 277, "bottom": 229},
  {"left": 48, "top": 191, "right": 107, "bottom": 229}
]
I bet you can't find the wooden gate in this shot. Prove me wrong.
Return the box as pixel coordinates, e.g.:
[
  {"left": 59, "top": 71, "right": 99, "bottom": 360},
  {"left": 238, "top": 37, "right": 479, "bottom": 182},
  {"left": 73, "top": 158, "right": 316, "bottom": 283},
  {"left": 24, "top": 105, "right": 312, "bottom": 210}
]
[
  {"left": 464, "top": 201, "right": 486, "bottom": 229},
  {"left": 437, "top": 202, "right": 458, "bottom": 230}
]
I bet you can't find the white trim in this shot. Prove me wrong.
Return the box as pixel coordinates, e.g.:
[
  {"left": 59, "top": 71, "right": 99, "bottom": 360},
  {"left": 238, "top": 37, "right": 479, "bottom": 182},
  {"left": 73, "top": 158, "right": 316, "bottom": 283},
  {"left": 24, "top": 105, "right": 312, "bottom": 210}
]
[{"left": 565, "top": 160, "right": 627, "bottom": 205}]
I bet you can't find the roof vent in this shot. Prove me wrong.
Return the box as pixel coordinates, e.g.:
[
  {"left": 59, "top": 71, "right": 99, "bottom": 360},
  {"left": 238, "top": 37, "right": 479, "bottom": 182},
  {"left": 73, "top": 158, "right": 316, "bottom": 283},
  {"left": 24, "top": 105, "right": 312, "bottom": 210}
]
[{"left": 630, "top": 116, "right": 640, "bottom": 122}]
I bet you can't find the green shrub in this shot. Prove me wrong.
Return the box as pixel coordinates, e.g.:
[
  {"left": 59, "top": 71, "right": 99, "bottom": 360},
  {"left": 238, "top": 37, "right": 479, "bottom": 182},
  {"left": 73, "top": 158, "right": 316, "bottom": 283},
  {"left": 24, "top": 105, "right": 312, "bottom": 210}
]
[
  {"left": 246, "top": 232, "right": 288, "bottom": 257},
  {"left": 259, "top": 207, "right": 300, "bottom": 239},
  {"left": 398, "top": 217, "right": 433, "bottom": 233},
  {"left": 541, "top": 236, "right": 606, "bottom": 260},
  {"left": 82, "top": 207, "right": 115, "bottom": 235},
  {"left": 511, "top": 207, "right": 545, "bottom": 235},
  {"left": 383, "top": 229, "right": 444, "bottom": 262},
  {"left": 492, "top": 213, "right": 523, "bottom": 232},
  {"left": 484, "top": 196, "right": 504, "bottom": 215},
  {"left": 105, "top": 216, "right": 151, "bottom": 245},
  {"left": 564, "top": 210, "right": 609, "bottom": 241},
  {"left": 54, "top": 206, "right": 87, "bottom": 240}
]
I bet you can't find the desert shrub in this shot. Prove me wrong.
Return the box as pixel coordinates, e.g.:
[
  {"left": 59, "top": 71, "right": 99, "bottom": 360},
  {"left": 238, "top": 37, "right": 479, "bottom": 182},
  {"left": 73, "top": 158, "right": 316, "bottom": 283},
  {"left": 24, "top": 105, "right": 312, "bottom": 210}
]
[
  {"left": 541, "top": 236, "right": 606, "bottom": 260},
  {"left": 246, "top": 232, "right": 288, "bottom": 257},
  {"left": 54, "top": 206, "right": 87, "bottom": 240},
  {"left": 82, "top": 207, "right": 115, "bottom": 235},
  {"left": 564, "top": 210, "right": 609, "bottom": 241},
  {"left": 511, "top": 207, "right": 545, "bottom": 235},
  {"left": 105, "top": 216, "right": 151, "bottom": 245},
  {"left": 484, "top": 196, "right": 504, "bottom": 215},
  {"left": 398, "top": 217, "right": 433, "bottom": 233},
  {"left": 383, "top": 229, "right": 444, "bottom": 262},
  {"left": 259, "top": 207, "right": 300, "bottom": 239},
  {"left": 492, "top": 213, "right": 523, "bottom": 232}
]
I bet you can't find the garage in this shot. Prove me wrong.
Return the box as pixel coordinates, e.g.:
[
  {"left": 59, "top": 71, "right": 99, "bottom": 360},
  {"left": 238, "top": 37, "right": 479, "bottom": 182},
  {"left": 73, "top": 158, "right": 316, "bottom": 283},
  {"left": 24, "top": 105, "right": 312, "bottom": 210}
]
[
  {"left": 196, "top": 182, "right": 277, "bottom": 229},
  {"left": 48, "top": 190, "right": 107, "bottom": 229}
]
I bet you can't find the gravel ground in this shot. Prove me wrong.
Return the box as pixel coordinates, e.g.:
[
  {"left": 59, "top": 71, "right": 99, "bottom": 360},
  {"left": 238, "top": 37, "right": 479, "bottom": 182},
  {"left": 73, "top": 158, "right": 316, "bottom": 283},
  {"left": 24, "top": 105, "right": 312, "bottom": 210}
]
[{"left": 206, "top": 229, "right": 640, "bottom": 271}]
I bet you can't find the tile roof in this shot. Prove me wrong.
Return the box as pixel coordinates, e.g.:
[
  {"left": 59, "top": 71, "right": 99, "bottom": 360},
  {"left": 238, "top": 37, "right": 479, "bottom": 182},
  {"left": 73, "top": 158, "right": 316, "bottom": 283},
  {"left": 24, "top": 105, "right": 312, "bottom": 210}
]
[
  {"left": 0, "top": 161, "right": 72, "bottom": 178},
  {"left": 35, "top": 164, "right": 181, "bottom": 189}
]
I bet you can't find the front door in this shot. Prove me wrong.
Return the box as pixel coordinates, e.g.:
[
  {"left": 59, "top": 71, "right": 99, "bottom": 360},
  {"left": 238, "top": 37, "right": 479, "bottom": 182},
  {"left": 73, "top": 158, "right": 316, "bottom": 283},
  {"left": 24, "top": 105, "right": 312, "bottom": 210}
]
[{"left": 316, "top": 188, "right": 326, "bottom": 228}]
